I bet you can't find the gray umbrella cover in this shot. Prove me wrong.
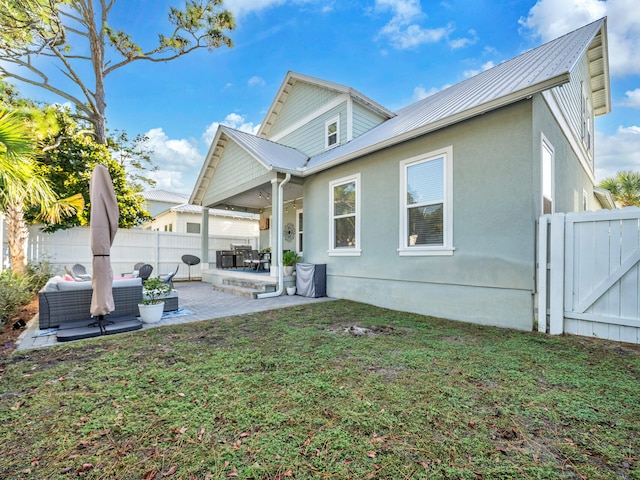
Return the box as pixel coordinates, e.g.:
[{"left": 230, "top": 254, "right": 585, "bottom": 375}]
[{"left": 90, "top": 164, "right": 119, "bottom": 317}]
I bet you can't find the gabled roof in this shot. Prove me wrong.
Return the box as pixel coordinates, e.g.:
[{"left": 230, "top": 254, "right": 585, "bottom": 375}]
[
  {"left": 222, "top": 126, "right": 308, "bottom": 172},
  {"left": 257, "top": 71, "right": 395, "bottom": 139},
  {"left": 305, "top": 18, "right": 609, "bottom": 173},
  {"left": 192, "top": 19, "right": 609, "bottom": 206}
]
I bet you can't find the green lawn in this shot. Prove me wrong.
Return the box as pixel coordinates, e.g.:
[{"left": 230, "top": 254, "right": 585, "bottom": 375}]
[{"left": 1, "top": 300, "right": 638, "bottom": 479}]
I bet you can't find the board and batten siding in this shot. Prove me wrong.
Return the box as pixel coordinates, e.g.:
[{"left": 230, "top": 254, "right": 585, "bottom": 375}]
[
  {"left": 268, "top": 82, "right": 341, "bottom": 139},
  {"left": 201, "top": 141, "right": 268, "bottom": 208},
  {"left": 352, "top": 103, "right": 387, "bottom": 138}
]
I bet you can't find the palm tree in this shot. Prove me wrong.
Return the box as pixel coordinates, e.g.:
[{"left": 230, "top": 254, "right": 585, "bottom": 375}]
[
  {"left": 0, "top": 109, "right": 79, "bottom": 275},
  {"left": 599, "top": 171, "right": 640, "bottom": 207}
]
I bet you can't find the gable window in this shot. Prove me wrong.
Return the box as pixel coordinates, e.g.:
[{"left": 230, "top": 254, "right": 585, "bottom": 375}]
[
  {"left": 329, "top": 174, "right": 360, "bottom": 256},
  {"left": 399, "top": 146, "right": 454, "bottom": 256},
  {"left": 581, "top": 83, "right": 593, "bottom": 157},
  {"left": 325, "top": 116, "right": 340, "bottom": 149}
]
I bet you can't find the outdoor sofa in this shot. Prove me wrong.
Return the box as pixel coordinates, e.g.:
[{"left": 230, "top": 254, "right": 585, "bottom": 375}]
[
  {"left": 39, "top": 275, "right": 180, "bottom": 329},
  {"left": 38, "top": 276, "right": 144, "bottom": 329}
]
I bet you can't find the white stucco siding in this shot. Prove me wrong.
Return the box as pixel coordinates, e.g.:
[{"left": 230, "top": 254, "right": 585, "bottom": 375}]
[
  {"left": 352, "top": 103, "right": 387, "bottom": 138},
  {"left": 301, "top": 100, "right": 539, "bottom": 330},
  {"left": 269, "top": 82, "right": 341, "bottom": 139}
]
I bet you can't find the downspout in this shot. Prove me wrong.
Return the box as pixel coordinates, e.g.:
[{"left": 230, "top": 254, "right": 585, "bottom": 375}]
[{"left": 258, "top": 173, "right": 291, "bottom": 298}]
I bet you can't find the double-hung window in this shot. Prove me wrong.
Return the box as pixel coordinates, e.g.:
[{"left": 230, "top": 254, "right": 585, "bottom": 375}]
[
  {"left": 329, "top": 174, "right": 360, "bottom": 256},
  {"left": 325, "top": 116, "right": 340, "bottom": 149},
  {"left": 399, "top": 146, "right": 453, "bottom": 256}
]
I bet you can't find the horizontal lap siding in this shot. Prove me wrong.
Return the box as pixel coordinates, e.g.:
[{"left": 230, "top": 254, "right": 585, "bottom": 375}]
[
  {"left": 280, "top": 105, "right": 347, "bottom": 157},
  {"left": 202, "top": 142, "right": 266, "bottom": 207},
  {"left": 269, "top": 83, "right": 340, "bottom": 138},
  {"left": 353, "top": 104, "right": 387, "bottom": 138}
]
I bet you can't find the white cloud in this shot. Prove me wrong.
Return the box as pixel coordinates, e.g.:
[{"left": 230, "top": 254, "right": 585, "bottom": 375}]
[
  {"left": 463, "top": 61, "right": 495, "bottom": 78},
  {"left": 449, "top": 29, "right": 478, "bottom": 49},
  {"left": 248, "top": 75, "right": 266, "bottom": 87},
  {"left": 142, "top": 128, "right": 204, "bottom": 194},
  {"left": 519, "top": 0, "right": 640, "bottom": 76},
  {"left": 375, "top": 0, "right": 453, "bottom": 49},
  {"left": 222, "top": 0, "right": 287, "bottom": 17},
  {"left": 595, "top": 125, "right": 640, "bottom": 181},
  {"left": 623, "top": 88, "right": 640, "bottom": 108},
  {"left": 413, "top": 83, "right": 451, "bottom": 101},
  {"left": 202, "top": 113, "right": 260, "bottom": 144}
]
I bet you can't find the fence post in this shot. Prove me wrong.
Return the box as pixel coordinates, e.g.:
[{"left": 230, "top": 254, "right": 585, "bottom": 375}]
[
  {"left": 549, "top": 213, "right": 565, "bottom": 335},
  {"left": 537, "top": 217, "right": 548, "bottom": 333}
]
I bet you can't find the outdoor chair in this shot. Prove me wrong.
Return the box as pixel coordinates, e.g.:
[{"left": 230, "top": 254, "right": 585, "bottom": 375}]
[
  {"left": 159, "top": 265, "right": 179, "bottom": 288},
  {"left": 138, "top": 264, "right": 153, "bottom": 283},
  {"left": 121, "top": 262, "right": 145, "bottom": 277},
  {"left": 71, "top": 263, "right": 91, "bottom": 281}
]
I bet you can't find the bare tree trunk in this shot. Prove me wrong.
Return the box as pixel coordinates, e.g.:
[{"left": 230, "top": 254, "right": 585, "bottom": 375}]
[{"left": 6, "top": 201, "right": 29, "bottom": 276}]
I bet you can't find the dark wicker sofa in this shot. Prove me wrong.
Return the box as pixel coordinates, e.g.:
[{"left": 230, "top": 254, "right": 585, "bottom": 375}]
[{"left": 38, "top": 277, "right": 143, "bottom": 329}]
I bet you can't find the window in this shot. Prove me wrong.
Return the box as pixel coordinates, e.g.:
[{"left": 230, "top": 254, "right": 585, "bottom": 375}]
[
  {"left": 164, "top": 223, "right": 173, "bottom": 232},
  {"left": 329, "top": 174, "right": 360, "bottom": 255},
  {"left": 399, "top": 146, "right": 453, "bottom": 256},
  {"left": 186, "top": 222, "right": 201, "bottom": 234},
  {"left": 542, "top": 135, "right": 554, "bottom": 215},
  {"left": 582, "top": 189, "right": 588, "bottom": 212},
  {"left": 297, "top": 209, "right": 304, "bottom": 254},
  {"left": 325, "top": 116, "right": 340, "bottom": 149}
]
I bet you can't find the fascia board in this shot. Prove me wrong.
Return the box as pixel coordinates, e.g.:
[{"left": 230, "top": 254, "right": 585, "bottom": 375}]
[{"left": 189, "top": 127, "right": 226, "bottom": 205}]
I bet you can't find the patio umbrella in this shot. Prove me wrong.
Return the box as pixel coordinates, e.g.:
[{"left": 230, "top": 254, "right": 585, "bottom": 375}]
[{"left": 89, "top": 164, "right": 119, "bottom": 332}]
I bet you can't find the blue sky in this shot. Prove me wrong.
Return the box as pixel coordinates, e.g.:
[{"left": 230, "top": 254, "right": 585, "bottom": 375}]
[{"left": 15, "top": 0, "right": 640, "bottom": 194}]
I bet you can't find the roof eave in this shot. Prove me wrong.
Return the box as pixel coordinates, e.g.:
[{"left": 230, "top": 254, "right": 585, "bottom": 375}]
[
  {"left": 190, "top": 127, "right": 226, "bottom": 206},
  {"left": 301, "top": 73, "right": 571, "bottom": 177}
]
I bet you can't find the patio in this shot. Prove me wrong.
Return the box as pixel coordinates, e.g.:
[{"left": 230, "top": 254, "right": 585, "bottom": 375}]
[{"left": 17, "top": 280, "right": 334, "bottom": 351}]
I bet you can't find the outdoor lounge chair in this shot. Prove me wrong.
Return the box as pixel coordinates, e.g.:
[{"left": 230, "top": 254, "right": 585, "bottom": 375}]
[
  {"left": 71, "top": 263, "right": 91, "bottom": 281},
  {"left": 159, "top": 265, "right": 179, "bottom": 288},
  {"left": 138, "top": 264, "right": 153, "bottom": 282}
]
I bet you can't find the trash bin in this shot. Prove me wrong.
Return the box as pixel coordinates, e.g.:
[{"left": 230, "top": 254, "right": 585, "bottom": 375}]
[{"left": 295, "top": 263, "right": 326, "bottom": 298}]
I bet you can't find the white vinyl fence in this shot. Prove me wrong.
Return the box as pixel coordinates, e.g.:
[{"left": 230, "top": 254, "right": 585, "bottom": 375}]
[
  {"left": 538, "top": 207, "right": 640, "bottom": 344},
  {"left": 1, "top": 225, "right": 257, "bottom": 281}
]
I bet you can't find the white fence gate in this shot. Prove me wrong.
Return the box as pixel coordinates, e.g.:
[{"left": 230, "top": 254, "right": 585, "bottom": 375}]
[
  {"left": 1, "top": 225, "right": 257, "bottom": 281},
  {"left": 537, "top": 207, "right": 640, "bottom": 344}
]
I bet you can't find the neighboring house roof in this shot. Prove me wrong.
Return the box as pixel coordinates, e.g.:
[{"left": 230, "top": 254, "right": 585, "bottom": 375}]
[
  {"left": 593, "top": 186, "right": 616, "bottom": 210},
  {"left": 143, "top": 190, "right": 190, "bottom": 204},
  {"left": 192, "top": 18, "right": 609, "bottom": 205},
  {"left": 258, "top": 71, "right": 395, "bottom": 139}
]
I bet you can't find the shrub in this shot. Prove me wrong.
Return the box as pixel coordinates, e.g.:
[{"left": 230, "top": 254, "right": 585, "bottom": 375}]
[
  {"left": 0, "top": 270, "right": 33, "bottom": 325},
  {"left": 27, "top": 258, "right": 54, "bottom": 293}
]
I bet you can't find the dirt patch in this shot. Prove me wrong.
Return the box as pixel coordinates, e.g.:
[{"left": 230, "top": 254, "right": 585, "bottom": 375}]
[{"left": 0, "top": 295, "right": 38, "bottom": 360}]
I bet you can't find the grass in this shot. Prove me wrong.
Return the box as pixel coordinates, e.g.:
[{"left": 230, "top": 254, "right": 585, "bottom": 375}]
[{"left": 1, "top": 300, "right": 639, "bottom": 479}]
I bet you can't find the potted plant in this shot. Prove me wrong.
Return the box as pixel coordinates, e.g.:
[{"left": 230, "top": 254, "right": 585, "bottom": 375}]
[
  {"left": 138, "top": 277, "right": 172, "bottom": 324},
  {"left": 282, "top": 251, "right": 300, "bottom": 276}
]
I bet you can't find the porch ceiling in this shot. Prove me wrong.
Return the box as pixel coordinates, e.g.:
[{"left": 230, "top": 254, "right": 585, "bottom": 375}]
[{"left": 211, "top": 182, "right": 303, "bottom": 214}]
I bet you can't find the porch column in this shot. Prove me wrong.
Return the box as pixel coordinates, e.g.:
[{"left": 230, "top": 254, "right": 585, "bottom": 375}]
[
  {"left": 269, "top": 178, "right": 280, "bottom": 277},
  {"left": 200, "top": 206, "right": 209, "bottom": 269}
]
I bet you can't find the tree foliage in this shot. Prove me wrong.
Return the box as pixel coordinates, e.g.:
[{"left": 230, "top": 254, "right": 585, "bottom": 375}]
[
  {"left": 27, "top": 110, "right": 152, "bottom": 231},
  {"left": 0, "top": 0, "right": 235, "bottom": 144},
  {"left": 599, "top": 170, "right": 640, "bottom": 207}
]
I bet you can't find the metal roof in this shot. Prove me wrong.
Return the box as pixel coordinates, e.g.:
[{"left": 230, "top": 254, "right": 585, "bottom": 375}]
[
  {"left": 191, "top": 18, "right": 608, "bottom": 205},
  {"left": 143, "top": 190, "right": 190, "bottom": 204},
  {"left": 305, "top": 18, "right": 608, "bottom": 173},
  {"left": 220, "top": 126, "right": 308, "bottom": 172}
]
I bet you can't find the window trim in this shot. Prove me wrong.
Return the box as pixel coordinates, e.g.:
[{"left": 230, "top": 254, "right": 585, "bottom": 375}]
[
  {"left": 325, "top": 115, "right": 340, "bottom": 150},
  {"left": 398, "top": 146, "right": 454, "bottom": 256},
  {"left": 541, "top": 134, "right": 554, "bottom": 215},
  {"left": 186, "top": 222, "right": 201, "bottom": 234},
  {"left": 296, "top": 208, "right": 304, "bottom": 256},
  {"left": 328, "top": 173, "right": 361, "bottom": 256}
]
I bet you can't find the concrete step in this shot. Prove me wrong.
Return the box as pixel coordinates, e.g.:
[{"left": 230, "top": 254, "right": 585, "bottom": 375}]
[{"left": 212, "top": 278, "right": 277, "bottom": 299}]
